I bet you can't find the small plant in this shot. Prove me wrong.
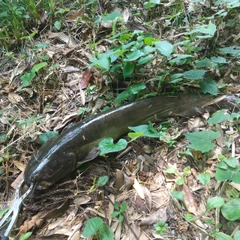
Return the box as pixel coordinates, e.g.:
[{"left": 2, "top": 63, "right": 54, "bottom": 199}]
[
  {"left": 165, "top": 165, "right": 191, "bottom": 185},
  {"left": 110, "top": 201, "right": 127, "bottom": 223},
  {"left": 82, "top": 217, "right": 114, "bottom": 240},
  {"left": 154, "top": 220, "right": 168, "bottom": 235},
  {"left": 88, "top": 176, "right": 109, "bottom": 193}
]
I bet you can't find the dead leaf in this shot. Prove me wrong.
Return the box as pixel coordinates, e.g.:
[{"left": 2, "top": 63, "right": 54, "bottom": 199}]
[
  {"left": 48, "top": 31, "right": 78, "bottom": 47},
  {"left": 66, "top": 8, "right": 84, "bottom": 21},
  {"left": 183, "top": 183, "right": 198, "bottom": 215},
  {"left": 140, "top": 208, "right": 167, "bottom": 225},
  {"left": 133, "top": 178, "right": 145, "bottom": 199},
  {"left": 8, "top": 92, "right": 23, "bottom": 103},
  {"left": 76, "top": 67, "right": 93, "bottom": 90}
]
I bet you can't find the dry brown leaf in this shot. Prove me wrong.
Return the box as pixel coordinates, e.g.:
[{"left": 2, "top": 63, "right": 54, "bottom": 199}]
[
  {"left": 183, "top": 183, "right": 198, "bottom": 215},
  {"left": 48, "top": 32, "right": 78, "bottom": 47},
  {"left": 73, "top": 195, "right": 91, "bottom": 205},
  {"left": 66, "top": 8, "right": 84, "bottom": 21},
  {"left": 77, "top": 67, "right": 93, "bottom": 90},
  {"left": 8, "top": 92, "right": 23, "bottom": 103},
  {"left": 19, "top": 210, "right": 48, "bottom": 234},
  {"left": 133, "top": 178, "right": 145, "bottom": 199},
  {"left": 107, "top": 194, "right": 115, "bottom": 225},
  {"left": 115, "top": 169, "right": 124, "bottom": 189},
  {"left": 11, "top": 172, "right": 24, "bottom": 189},
  {"left": 140, "top": 208, "right": 167, "bottom": 225}
]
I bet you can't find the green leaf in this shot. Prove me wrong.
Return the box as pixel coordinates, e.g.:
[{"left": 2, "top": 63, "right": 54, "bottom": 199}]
[
  {"left": 198, "top": 172, "right": 211, "bottom": 185},
  {"left": 206, "top": 196, "right": 225, "bottom": 211},
  {"left": 171, "top": 190, "right": 184, "bottom": 201},
  {"left": 198, "top": 23, "right": 216, "bottom": 37},
  {"left": 32, "top": 62, "right": 48, "bottom": 73},
  {"left": 219, "top": 47, "right": 240, "bottom": 57},
  {"left": 199, "top": 78, "right": 218, "bottom": 95},
  {"left": 123, "top": 62, "right": 134, "bottom": 78},
  {"left": 183, "top": 69, "right": 207, "bottom": 80},
  {"left": 176, "top": 177, "right": 185, "bottom": 185},
  {"left": 208, "top": 110, "right": 231, "bottom": 124},
  {"left": 110, "top": 211, "right": 119, "bottom": 218},
  {"left": 83, "top": 217, "right": 103, "bottom": 237},
  {"left": 234, "top": 231, "right": 240, "bottom": 240},
  {"left": 128, "top": 124, "right": 159, "bottom": 138},
  {"left": 90, "top": 57, "right": 110, "bottom": 70},
  {"left": 195, "top": 58, "right": 213, "bottom": 67},
  {"left": 99, "top": 138, "right": 128, "bottom": 155},
  {"left": 114, "top": 83, "right": 146, "bottom": 103},
  {"left": 211, "top": 56, "right": 227, "bottom": 64},
  {"left": 39, "top": 131, "right": 59, "bottom": 145},
  {"left": 126, "top": 49, "right": 145, "bottom": 61},
  {"left": 215, "top": 232, "right": 233, "bottom": 240},
  {"left": 97, "top": 176, "right": 109, "bottom": 187},
  {"left": 165, "top": 166, "right": 177, "bottom": 174},
  {"left": 138, "top": 55, "right": 155, "bottom": 65},
  {"left": 101, "top": 11, "right": 122, "bottom": 21},
  {"left": 184, "top": 213, "right": 196, "bottom": 222},
  {"left": 20, "top": 71, "right": 36, "bottom": 88},
  {"left": 128, "top": 132, "right": 144, "bottom": 141},
  {"left": 155, "top": 41, "right": 173, "bottom": 57},
  {"left": 99, "top": 224, "right": 114, "bottom": 240},
  {"left": 221, "top": 199, "right": 240, "bottom": 221},
  {"left": 185, "top": 130, "right": 220, "bottom": 153},
  {"left": 19, "top": 232, "right": 32, "bottom": 240},
  {"left": 54, "top": 20, "right": 61, "bottom": 30},
  {"left": 215, "top": 168, "right": 232, "bottom": 181}
]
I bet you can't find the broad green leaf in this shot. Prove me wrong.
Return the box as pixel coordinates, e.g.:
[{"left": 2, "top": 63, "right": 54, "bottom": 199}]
[
  {"left": 90, "top": 57, "right": 110, "bottom": 71},
  {"left": 169, "top": 54, "right": 193, "bottom": 65},
  {"left": 155, "top": 41, "right": 173, "bottom": 57},
  {"left": 54, "top": 20, "right": 61, "bottom": 30},
  {"left": 128, "top": 83, "right": 146, "bottom": 94},
  {"left": 183, "top": 69, "right": 207, "bottom": 80},
  {"left": 198, "top": 172, "right": 211, "bottom": 185},
  {"left": 125, "top": 50, "right": 145, "bottom": 61},
  {"left": 123, "top": 62, "right": 134, "bottom": 78},
  {"left": 232, "top": 172, "right": 240, "bottom": 184},
  {"left": 138, "top": 55, "right": 155, "bottom": 65},
  {"left": 165, "top": 165, "right": 177, "bottom": 174},
  {"left": 211, "top": 56, "right": 227, "bottom": 64},
  {"left": 184, "top": 213, "right": 196, "bottom": 222},
  {"left": 128, "top": 124, "right": 159, "bottom": 138},
  {"left": 206, "top": 196, "right": 225, "bottom": 211},
  {"left": 176, "top": 177, "right": 185, "bottom": 185},
  {"left": 185, "top": 130, "right": 220, "bottom": 153},
  {"left": 114, "top": 83, "right": 146, "bottom": 103},
  {"left": 208, "top": 110, "right": 231, "bottom": 124},
  {"left": 219, "top": 47, "right": 240, "bottom": 57},
  {"left": 20, "top": 71, "right": 36, "bottom": 88},
  {"left": 82, "top": 217, "right": 103, "bottom": 237},
  {"left": 128, "top": 132, "right": 144, "bottom": 141},
  {"left": 99, "top": 224, "right": 114, "bottom": 240},
  {"left": 99, "top": 138, "right": 128, "bottom": 155},
  {"left": 195, "top": 58, "right": 213, "bottom": 67},
  {"left": 35, "top": 43, "right": 49, "bottom": 49},
  {"left": 144, "top": 37, "right": 155, "bottom": 45},
  {"left": 97, "top": 176, "right": 109, "bottom": 187},
  {"left": 199, "top": 78, "right": 218, "bottom": 95},
  {"left": 221, "top": 199, "right": 240, "bottom": 221},
  {"left": 215, "top": 232, "right": 233, "bottom": 240},
  {"left": 143, "top": 46, "right": 155, "bottom": 54},
  {"left": 198, "top": 23, "right": 216, "bottom": 36},
  {"left": 101, "top": 11, "right": 122, "bottom": 21},
  {"left": 215, "top": 168, "right": 232, "bottom": 181},
  {"left": 234, "top": 231, "right": 240, "bottom": 240},
  {"left": 19, "top": 232, "right": 32, "bottom": 240},
  {"left": 32, "top": 62, "right": 48, "bottom": 73},
  {"left": 171, "top": 190, "right": 184, "bottom": 201},
  {"left": 39, "top": 131, "right": 59, "bottom": 145}
]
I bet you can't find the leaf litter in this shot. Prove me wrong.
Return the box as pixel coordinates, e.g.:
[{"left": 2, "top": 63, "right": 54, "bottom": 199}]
[{"left": 0, "top": 0, "right": 240, "bottom": 240}]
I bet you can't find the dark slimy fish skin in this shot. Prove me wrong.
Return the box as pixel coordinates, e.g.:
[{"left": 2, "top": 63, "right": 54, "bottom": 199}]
[{"left": 24, "top": 94, "right": 239, "bottom": 188}]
